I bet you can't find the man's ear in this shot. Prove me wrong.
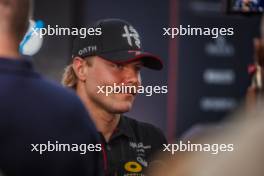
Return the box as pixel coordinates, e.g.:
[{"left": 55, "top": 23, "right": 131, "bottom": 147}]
[{"left": 72, "top": 57, "right": 87, "bottom": 81}]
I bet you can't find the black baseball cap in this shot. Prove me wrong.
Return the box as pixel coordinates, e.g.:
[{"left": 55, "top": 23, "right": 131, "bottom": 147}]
[{"left": 72, "top": 18, "right": 163, "bottom": 70}]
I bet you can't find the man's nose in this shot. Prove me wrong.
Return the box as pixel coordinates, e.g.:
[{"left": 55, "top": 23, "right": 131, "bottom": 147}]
[{"left": 123, "top": 67, "right": 140, "bottom": 85}]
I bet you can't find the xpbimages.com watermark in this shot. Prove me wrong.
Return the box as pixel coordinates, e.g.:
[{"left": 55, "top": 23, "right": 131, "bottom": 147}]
[
  {"left": 163, "top": 25, "right": 234, "bottom": 39},
  {"left": 163, "top": 141, "right": 234, "bottom": 155},
  {"left": 32, "top": 25, "right": 102, "bottom": 38},
  {"left": 31, "top": 141, "right": 102, "bottom": 155},
  {"left": 97, "top": 83, "right": 168, "bottom": 96}
]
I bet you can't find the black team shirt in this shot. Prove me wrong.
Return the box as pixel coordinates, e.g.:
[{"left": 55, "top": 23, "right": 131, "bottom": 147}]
[{"left": 100, "top": 115, "right": 167, "bottom": 176}]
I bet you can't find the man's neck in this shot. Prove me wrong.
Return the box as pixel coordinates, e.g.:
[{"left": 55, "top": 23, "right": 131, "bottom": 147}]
[
  {"left": 0, "top": 34, "right": 20, "bottom": 59},
  {"left": 77, "top": 86, "right": 120, "bottom": 142},
  {"left": 88, "top": 106, "right": 120, "bottom": 142}
]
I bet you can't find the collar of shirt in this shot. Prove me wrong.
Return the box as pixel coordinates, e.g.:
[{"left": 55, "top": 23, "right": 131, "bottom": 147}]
[
  {"left": 0, "top": 57, "right": 34, "bottom": 72},
  {"left": 110, "top": 115, "right": 136, "bottom": 141},
  {"left": 99, "top": 115, "right": 136, "bottom": 143}
]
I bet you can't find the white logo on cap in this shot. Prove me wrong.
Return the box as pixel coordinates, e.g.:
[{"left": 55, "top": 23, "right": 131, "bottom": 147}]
[
  {"left": 78, "top": 46, "right": 97, "bottom": 56},
  {"left": 122, "top": 25, "right": 141, "bottom": 48}
]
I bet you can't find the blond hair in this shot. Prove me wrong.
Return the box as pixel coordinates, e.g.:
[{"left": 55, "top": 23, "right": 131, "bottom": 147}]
[
  {"left": 62, "top": 64, "right": 78, "bottom": 89},
  {"left": 62, "top": 57, "right": 93, "bottom": 90}
]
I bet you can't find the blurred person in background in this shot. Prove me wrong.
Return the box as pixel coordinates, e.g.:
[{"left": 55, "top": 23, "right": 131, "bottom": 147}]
[
  {"left": 0, "top": 0, "right": 101, "bottom": 175},
  {"left": 148, "top": 13, "right": 264, "bottom": 176},
  {"left": 148, "top": 104, "right": 264, "bottom": 176},
  {"left": 246, "top": 14, "right": 264, "bottom": 111},
  {"left": 234, "top": 0, "right": 264, "bottom": 12},
  {"left": 62, "top": 18, "right": 167, "bottom": 176},
  {"left": 182, "top": 14, "right": 264, "bottom": 143}
]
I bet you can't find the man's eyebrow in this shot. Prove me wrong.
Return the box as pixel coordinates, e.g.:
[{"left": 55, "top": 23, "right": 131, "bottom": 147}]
[{"left": 134, "top": 61, "right": 143, "bottom": 66}]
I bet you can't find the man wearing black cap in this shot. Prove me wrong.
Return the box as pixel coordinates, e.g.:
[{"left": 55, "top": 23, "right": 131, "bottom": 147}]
[
  {"left": 62, "top": 18, "right": 167, "bottom": 175},
  {"left": 0, "top": 0, "right": 101, "bottom": 176}
]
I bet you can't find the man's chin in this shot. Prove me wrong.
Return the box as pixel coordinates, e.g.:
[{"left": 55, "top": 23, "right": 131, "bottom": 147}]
[{"left": 111, "top": 103, "right": 133, "bottom": 113}]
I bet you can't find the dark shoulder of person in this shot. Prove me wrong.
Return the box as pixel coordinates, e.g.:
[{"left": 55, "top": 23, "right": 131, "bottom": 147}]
[
  {"left": 0, "top": 63, "right": 101, "bottom": 176},
  {"left": 39, "top": 78, "right": 98, "bottom": 138}
]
